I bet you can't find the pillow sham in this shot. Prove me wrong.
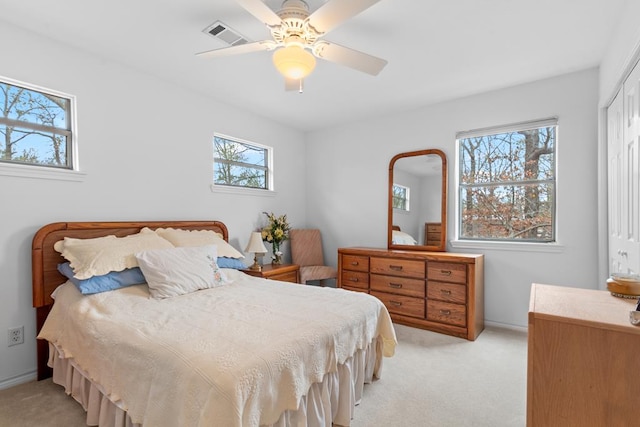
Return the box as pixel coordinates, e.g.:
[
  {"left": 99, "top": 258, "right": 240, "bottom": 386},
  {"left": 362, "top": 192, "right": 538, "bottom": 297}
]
[
  {"left": 58, "top": 262, "right": 146, "bottom": 295},
  {"left": 54, "top": 229, "right": 175, "bottom": 279},
  {"left": 135, "top": 245, "right": 229, "bottom": 299},
  {"left": 152, "top": 227, "right": 244, "bottom": 259},
  {"left": 216, "top": 257, "right": 247, "bottom": 269}
]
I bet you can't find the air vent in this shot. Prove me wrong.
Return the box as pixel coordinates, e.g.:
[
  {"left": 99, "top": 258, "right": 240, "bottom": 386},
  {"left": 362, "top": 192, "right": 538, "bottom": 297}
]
[{"left": 203, "top": 21, "right": 249, "bottom": 46}]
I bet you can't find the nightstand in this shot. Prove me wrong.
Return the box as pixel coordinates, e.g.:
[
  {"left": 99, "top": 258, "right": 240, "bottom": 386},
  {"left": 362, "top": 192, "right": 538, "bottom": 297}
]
[{"left": 242, "top": 263, "right": 300, "bottom": 284}]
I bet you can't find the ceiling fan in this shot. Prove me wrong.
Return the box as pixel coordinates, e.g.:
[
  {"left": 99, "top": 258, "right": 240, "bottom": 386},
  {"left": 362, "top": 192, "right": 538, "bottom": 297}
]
[{"left": 196, "top": 0, "right": 388, "bottom": 91}]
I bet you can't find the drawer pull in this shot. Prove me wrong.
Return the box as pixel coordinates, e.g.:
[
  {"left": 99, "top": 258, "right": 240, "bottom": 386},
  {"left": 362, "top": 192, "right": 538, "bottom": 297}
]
[
  {"left": 439, "top": 309, "right": 451, "bottom": 315},
  {"left": 440, "top": 270, "right": 452, "bottom": 276},
  {"left": 350, "top": 277, "right": 359, "bottom": 282},
  {"left": 351, "top": 261, "right": 359, "bottom": 266},
  {"left": 441, "top": 289, "right": 452, "bottom": 295},
  {"left": 389, "top": 265, "right": 403, "bottom": 271},
  {"left": 390, "top": 301, "right": 402, "bottom": 307},
  {"left": 389, "top": 283, "right": 403, "bottom": 289}
]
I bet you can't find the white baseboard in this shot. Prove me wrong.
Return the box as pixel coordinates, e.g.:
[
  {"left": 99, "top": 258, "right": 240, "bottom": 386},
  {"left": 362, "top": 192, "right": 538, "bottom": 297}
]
[
  {"left": 0, "top": 370, "right": 37, "bottom": 390},
  {"left": 484, "top": 320, "right": 528, "bottom": 333}
]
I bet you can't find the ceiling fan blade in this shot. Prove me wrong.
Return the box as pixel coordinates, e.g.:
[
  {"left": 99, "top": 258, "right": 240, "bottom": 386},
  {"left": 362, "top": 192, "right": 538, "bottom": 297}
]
[
  {"left": 308, "top": 0, "right": 382, "bottom": 34},
  {"left": 235, "top": 0, "right": 282, "bottom": 26},
  {"left": 313, "top": 41, "right": 387, "bottom": 76},
  {"left": 196, "top": 41, "right": 276, "bottom": 58},
  {"left": 285, "top": 78, "right": 303, "bottom": 92}
]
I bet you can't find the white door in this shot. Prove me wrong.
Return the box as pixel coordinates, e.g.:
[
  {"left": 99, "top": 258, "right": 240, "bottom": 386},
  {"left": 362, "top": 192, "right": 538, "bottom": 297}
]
[
  {"left": 621, "top": 60, "right": 640, "bottom": 274},
  {"left": 608, "top": 89, "right": 624, "bottom": 273}
]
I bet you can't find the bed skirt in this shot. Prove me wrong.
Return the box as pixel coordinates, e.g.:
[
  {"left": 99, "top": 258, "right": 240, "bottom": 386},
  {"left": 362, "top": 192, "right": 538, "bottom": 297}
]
[{"left": 48, "top": 337, "right": 383, "bottom": 427}]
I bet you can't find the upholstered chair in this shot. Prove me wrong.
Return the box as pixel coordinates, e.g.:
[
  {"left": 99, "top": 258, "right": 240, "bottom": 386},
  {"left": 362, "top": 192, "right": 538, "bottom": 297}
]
[{"left": 289, "top": 229, "right": 337, "bottom": 286}]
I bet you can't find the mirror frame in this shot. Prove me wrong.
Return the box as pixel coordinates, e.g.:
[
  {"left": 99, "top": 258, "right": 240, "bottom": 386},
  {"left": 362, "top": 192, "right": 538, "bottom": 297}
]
[{"left": 388, "top": 148, "right": 448, "bottom": 252}]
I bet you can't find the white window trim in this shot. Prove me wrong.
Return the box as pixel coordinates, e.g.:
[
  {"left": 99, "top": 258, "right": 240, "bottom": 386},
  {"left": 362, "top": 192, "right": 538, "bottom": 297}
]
[
  {"left": 0, "top": 75, "right": 80, "bottom": 180},
  {"left": 454, "top": 117, "right": 558, "bottom": 245},
  {"left": 209, "top": 183, "right": 276, "bottom": 197},
  {"left": 212, "top": 132, "right": 274, "bottom": 193},
  {"left": 450, "top": 239, "right": 564, "bottom": 253},
  {"left": 0, "top": 160, "right": 85, "bottom": 181},
  {"left": 456, "top": 117, "right": 558, "bottom": 140}
]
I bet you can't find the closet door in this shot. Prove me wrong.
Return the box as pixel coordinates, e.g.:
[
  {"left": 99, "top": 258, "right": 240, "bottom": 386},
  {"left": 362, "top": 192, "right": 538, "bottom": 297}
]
[
  {"left": 621, "top": 61, "right": 640, "bottom": 274},
  {"left": 608, "top": 89, "right": 624, "bottom": 273},
  {"left": 608, "top": 59, "right": 640, "bottom": 276}
]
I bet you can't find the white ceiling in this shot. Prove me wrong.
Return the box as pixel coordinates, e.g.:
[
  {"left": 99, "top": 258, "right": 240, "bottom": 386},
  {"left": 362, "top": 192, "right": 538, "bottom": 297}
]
[{"left": 0, "top": 0, "right": 628, "bottom": 132}]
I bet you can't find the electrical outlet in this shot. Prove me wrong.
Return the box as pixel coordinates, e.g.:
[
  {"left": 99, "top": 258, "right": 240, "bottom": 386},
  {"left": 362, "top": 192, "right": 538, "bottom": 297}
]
[{"left": 8, "top": 326, "right": 24, "bottom": 347}]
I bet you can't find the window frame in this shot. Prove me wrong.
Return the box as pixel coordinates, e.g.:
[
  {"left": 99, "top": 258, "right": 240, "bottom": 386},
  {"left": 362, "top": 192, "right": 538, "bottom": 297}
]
[
  {"left": 454, "top": 118, "right": 559, "bottom": 246},
  {"left": 211, "top": 133, "right": 274, "bottom": 194},
  {"left": 392, "top": 183, "right": 410, "bottom": 212},
  {"left": 0, "top": 75, "right": 79, "bottom": 179}
]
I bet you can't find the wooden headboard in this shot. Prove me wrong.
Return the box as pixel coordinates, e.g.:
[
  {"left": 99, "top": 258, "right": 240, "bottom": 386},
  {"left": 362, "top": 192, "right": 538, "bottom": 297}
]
[{"left": 31, "top": 220, "right": 229, "bottom": 379}]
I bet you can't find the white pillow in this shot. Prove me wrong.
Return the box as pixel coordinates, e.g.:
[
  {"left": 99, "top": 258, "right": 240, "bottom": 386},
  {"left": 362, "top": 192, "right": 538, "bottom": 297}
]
[
  {"left": 392, "top": 230, "right": 417, "bottom": 245},
  {"left": 135, "top": 245, "right": 229, "bottom": 299},
  {"left": 152, "top": 227, "right": 244, "bottom": 259},
  {"left": 54, "top": 229, "right": 175, "bottom": 279}
]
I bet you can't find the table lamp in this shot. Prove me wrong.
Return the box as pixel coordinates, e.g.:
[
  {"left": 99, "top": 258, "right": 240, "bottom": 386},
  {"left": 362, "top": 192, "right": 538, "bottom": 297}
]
[{"left": 245, "top": 231, "right": 268, "bottom": 271}]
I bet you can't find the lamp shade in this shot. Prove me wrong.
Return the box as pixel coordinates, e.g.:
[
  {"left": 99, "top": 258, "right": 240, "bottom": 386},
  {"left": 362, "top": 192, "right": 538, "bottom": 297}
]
[
  {"left": 245, "top": 231, "right": 268, "bottom": 253},
  {"left": 272, "top": 45, "right": 316, "bottom": 80}
]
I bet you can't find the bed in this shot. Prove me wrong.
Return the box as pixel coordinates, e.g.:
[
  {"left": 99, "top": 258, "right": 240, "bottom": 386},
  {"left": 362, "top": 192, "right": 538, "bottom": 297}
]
[
  {"left": 391, "top": 226, "right": 417, "bottom": 245},
  {"left": 32, "top": 221, "right": 396, "bottom": 427}
]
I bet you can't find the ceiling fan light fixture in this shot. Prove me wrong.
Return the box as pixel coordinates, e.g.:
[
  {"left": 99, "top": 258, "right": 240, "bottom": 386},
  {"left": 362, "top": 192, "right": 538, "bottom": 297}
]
[{"left": 272, "top": 45, "right": 316, "bottom": 80}]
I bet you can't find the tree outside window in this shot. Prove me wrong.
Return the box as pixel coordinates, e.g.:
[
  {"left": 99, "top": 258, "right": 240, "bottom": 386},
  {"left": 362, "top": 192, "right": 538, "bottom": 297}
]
[
  {"left": 457, "top": 120, "right": 556, "bottom": 242},
  {"left": 0, "top": 79, "right": 73, "bottom": 168},
  {"left": 213, "top": 135, "right": 270, "bottom": 190}
]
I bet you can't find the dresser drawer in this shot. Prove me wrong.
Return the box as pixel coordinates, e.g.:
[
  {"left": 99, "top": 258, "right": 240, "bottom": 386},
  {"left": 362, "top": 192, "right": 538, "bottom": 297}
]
[
  {"left": 427, "top": 281, "right": 466, "bottom": 304},
  {"left": 427, "top": 300, "right": 466, "bottom": 327},
  {"left": 371, "top": 257, "right": 425, "bottom": 279},
  {"left": 427, "top": 262, "right": 466, "bottom": 284},
  {"left": 342, "top": 255, "right": 369, "bottom": 272},
  {"left": 341, "top": 270, "right": 369, "bottom": 289},
  {"left": 371, "top": 274, "right": 425, "bottom": 298},
  {"left": 271, "top": 271, "right": 299, "bottom": 283},
  {"left": 426, "top": 223, "right": 441, "bottom": 232},
  {"left": 372, "top": 291, "right": 425, "bottom": 318}
]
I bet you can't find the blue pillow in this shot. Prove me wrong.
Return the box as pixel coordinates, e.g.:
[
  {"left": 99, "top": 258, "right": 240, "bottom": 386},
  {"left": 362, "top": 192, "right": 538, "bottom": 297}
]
[
  {"left": 57, "top": 262, "right": 146, "bottom": 295},
  {"left": 216, "top": 257, "right": 247, "bottom": 269}
]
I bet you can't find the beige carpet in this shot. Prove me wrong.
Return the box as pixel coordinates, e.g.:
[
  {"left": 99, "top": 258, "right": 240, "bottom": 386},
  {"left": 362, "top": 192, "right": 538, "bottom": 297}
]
[{"left": 0, "top": 324, "right": 527, "bottom": 426}]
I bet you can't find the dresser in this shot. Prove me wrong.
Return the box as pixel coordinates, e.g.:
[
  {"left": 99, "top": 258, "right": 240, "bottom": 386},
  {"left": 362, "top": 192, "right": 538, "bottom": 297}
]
[
  {"left": 527, "top": 283, "right": 640, "bottom": 426},
  {"left": 424, "top": 222, "right": 442, "bottom": 246},
  {"left": 243, "top": 263, "right": 300, "bottom": 283},
  {"left": 338, "top": 247, "right": 484, "bottom": 340}
]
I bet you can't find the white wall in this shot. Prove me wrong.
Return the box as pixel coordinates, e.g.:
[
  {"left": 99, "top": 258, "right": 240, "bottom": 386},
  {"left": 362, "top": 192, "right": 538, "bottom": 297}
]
[
  {"left": 306, "top": 68, "right": 600, "bottom": 328},
  {"left": 0, "top": 22, "right": 306, "bottom": 387},
  {"left": 599, "top": 0, "right": 640, "bottom": 106}
]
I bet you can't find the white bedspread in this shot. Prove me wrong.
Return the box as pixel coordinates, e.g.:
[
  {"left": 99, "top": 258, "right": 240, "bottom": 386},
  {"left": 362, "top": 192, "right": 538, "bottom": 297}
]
[{"left": 38, "top": 269, "right": 396, "bottom": 427}]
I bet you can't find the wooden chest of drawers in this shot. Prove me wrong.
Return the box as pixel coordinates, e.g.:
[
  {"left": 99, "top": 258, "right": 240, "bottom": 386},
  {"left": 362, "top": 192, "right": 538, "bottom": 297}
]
[
  {"left": 424, "top": 222, "right": 442, "bottom": 246},
  {"left": 338, "top": 247, "right": 484, "bottom": 340}
]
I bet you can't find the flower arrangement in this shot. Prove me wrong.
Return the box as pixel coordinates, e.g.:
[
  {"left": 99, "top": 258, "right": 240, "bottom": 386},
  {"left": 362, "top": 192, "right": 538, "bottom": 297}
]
[{"left": 261, "top": 211, "right": 291, "bottom": 264}]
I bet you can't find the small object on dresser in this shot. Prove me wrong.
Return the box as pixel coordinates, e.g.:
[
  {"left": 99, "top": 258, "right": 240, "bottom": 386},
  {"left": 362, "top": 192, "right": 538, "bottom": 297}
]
[
  {"left": 261, "top": 212, "right": 291, "bottom": 265},
  {"left": 630, "top": 298, "right": 640, "bottom": 326},
  {"left": 607, "top": 274, "right": 640, "bottom": 298}
]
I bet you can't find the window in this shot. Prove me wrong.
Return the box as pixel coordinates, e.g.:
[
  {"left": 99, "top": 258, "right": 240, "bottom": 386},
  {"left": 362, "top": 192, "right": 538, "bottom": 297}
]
[
  {"left": 457, "top": 118, "right": 557, "bottom": 242},
  {"left": 0, "top": 77, "right": 74, "bottom": 169},
  {"left": 392, "top": 184, "right": 410, "bottom": 211},
  {"left": 213, "top": 134, "right": 271, "bottom": 190}
]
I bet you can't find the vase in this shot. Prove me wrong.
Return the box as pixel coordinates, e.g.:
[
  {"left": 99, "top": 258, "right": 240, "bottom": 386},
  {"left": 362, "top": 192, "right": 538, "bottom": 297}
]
[{"left": 272, "top": 241, "right": 283, "bottom": 264}]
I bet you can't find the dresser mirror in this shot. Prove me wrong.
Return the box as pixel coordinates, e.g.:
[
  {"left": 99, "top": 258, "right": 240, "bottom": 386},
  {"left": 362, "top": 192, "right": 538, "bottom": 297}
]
[{"left": 388, "top": 149, "right": 447, "bottom": 252}]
